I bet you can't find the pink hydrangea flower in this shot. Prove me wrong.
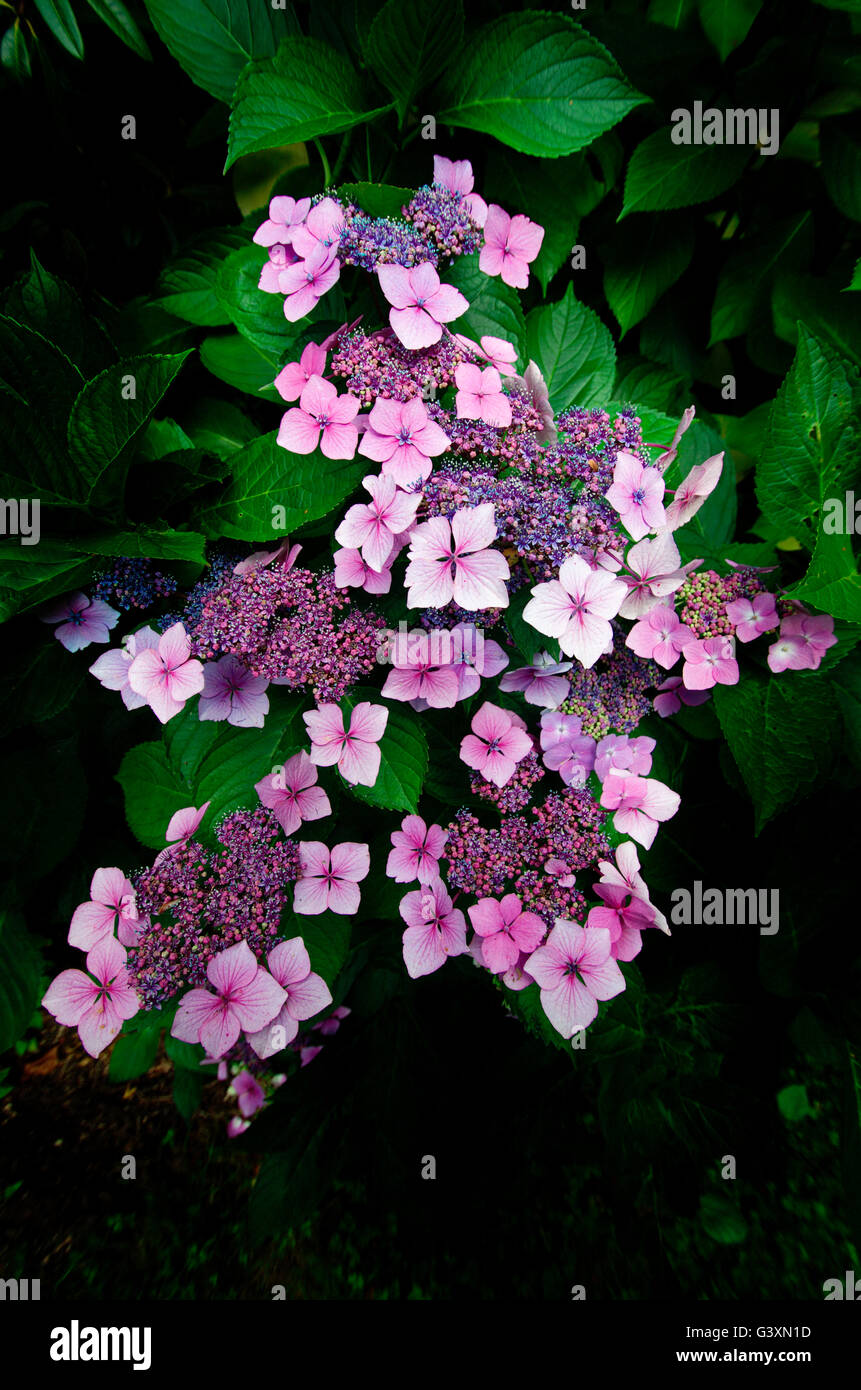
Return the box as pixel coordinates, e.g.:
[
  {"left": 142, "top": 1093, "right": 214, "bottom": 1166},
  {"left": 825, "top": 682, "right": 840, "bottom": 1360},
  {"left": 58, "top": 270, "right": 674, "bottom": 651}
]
[
  {"left": 626, "top": 604, "right": 695, "bottom": 670},
  {"left": 358, "top": 395, "right": 450, "bottom": 487},
  {"left": 617, "top": 534, "right": 700, "bottom": 620},
  {"left": 68, "top": 867, "right": 143, "bottom": 952},
  {"left": 454, "top": 362, "right": 512, "bottom": 428},
  {"left": 43, "top": 937, "right": 139, "bottom": 1058},
  {"left": 767, "top": 613, "right": 837, "bottom": 672},
  {"left": 274, "top": 342, "right": 327, "bottom": 401},
  {"left": 154, "top": 802, "right": 210, "bottom": 867},
  {"left": 479, "top": 204, "right": 544, "bottom": 289},
  {"left": 333, "top": 544, "right": 398, "bottom": 595},
  {"left": 400, "top": 878, "right": 468, "bottom": 979},
  {"left": 279, "top": 242, "right": 341, "bottom": 321},
  {"left": 387, "top": 815, "right": 449, "bottom": 885},
  {"left": 278, "top": 374, "right": 360, "bottom": 459},
  {"left": 253, "top": 195, "right": 311, "bottom": 248},
  {"left": 255, "top": 750, "right": 331, "bottom": 836},
  {"left": 127, "top": 622, "right": 205, "bottom": 724},
  {"left": 381, "top": 643, "right": 460, "bottom": 708},
  {"left": 289, "top": 196, "right": 345, "bottom": 260},
  {"left": 500, "top": 651, "right": 572, "bottom": 708},
  {"left": 233, "top": 541, "right": 302, "bottom": 577},
  {"left": 725, "top": 591, "right": 779, "bottom": 642},
  {"left": 448, "top": 624, "right": 509, "bottom": 701},
  {"left": 468, "top": 894, "right": 546, "bottom": 974},
  {"left": 89, "top": 625, "right": 161, "bottom": 709},
  {"left": 199, "top": 654, "right": 269, "bottom": 728},
  {"left": 594, "top": 734, "right": 654, "bottom": 782},
  {"left": 460, "top": 701, "right": 533, "bottom": 787},
  {"left": 230, "top": 1070, "right": 267, "bottom": 1118},
  {"left": 663, "top": 453, "right": 723, "bottom": 530},
  {"left": 245, "top": 938, "right": 333, "bottom": 1057},
  {"left": 377, "top": 262, "right": 468, "bottom": 349},
  {"left": 172, "top": 940, "right": 287, "bottom": 1059},
  {"left": 606, "top": 453, "right": 667, "bottom": 541},
  {"left": 524, "top": 921, "right": 625, "bottom": 1038},
  {"left": 653, "top": 676, "right": 711, "bottom": 718},
  {"left": 303, "top": 701, "right": 388, "bottom": 787},
  {"left": 600, "top": 774, "right": 681, "bottom": 850},
  {"left": 293, "top": 841, "right": 370, "bottom": 916},
  {"left": 539, "top": 709, "right": 596, "bottom": 787},
  {"left": 405, "top": 503, "right": 509, "bottom": 610},
  {"left": 596, "top": 840, "right": 670, "bottom": 936},
  {"left": 313, "top": 1004, "right": 350, "bottom": 1037},
  {"left": 41, "top": 591, "right": 119, "bottom": 653},
  {"left": 586, "top": 885, "right": 656, "bottom": 962},
  {"left": 433, "top": 155, "right": 488, "bottom": 225},
  {"left": 334, "top": 473, "right": 421, "bottom": 572},
  {"left": 654, "top": 405, "right": 696, "bottom": 468},
  {"left": 681, "top": 636, "right": 739, "bottom": 690},
  {"left": 523, "top": 554, "right": 626, "bottom": 669}
]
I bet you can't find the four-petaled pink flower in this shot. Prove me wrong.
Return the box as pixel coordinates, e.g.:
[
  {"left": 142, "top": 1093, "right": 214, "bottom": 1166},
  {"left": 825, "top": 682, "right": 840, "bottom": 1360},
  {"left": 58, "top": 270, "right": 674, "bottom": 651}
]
[
  {"left": 596, "top": 840, "right": 670, "bottom": 935},
  {"left": 617, "top": 534, "right": 700, "bottom": 620},
  {"left": 460, "top": 701, "right": 533, "bottom": 788},
  {"left": 626, "top": 604, "right": 695, "bottom": 670},
  {"left": 358, "top": 395, "right": 450, "bottom": 487},
  {"left": 278, "top": 374, "right": 360, "bottom": 459},
  {"left": 653, "top": 676, "right": 711, "bottom": 718},
  {"left": 594, "top": 734, "right": 654, "bottom": 782},
  {"left": 377, "top": 262, "right": 468, "bottom": 349},
  {"left": 454, "top": 362, "right": 512, "bottom": 428},
  {"left": 303, "top": 701, "right": 388, "bottom": 787},
  {"left": 586, "top": 885, "right": 656, "bottom": 962},
  {"left": 400, "top": 878, "right": 468, "bottom": 979},
  {"left": 406, "top": 503, "right": 509, "bottom": 610},
  {"left": 432, "top": 155, "right": 488, "bottom": 225},
  {"left": 289, "top": 196, "right": 345, "bottom": 260},
  {"left": 199, "top": 654, "right": 269, "bottom": 728},
  {"left": 253, "top": 195, "right": 311, "bottom": 249},
  {"left": 606, "top": 453, "right": 667, "bottom": 541},
  {"left": 230, "top": 1070, "right": 267, "bottom": 1118},
  {"left": 500, "top": 651, "right": 572, "bottom": 708},
  {"left": 43, "top": 937, "right": 139, "bottom": 1058},
  {"left": 726, "top": 591, "right": 779, "bottom": 643},
  {"left": 89, "top": 625, "right": 161, "bottom": 709},
  {"left": 767, "top": 613, "right": 836, "bottom": 672},
  {"left": 154, "top": 802, "right": 210, "bottom": 867},
  {"left": 333, "top": 544, "right": 399, "bottom": 595},
  {"left": 334, "top": 473, "right": 421, "bottom": 572},
  {"left": 274, "top": 341, "right": 327, "bottom": 401},
  {"left": 681, "top": 636, "right": 739, "bottom": 690},
  {"left": 523, "top": 553, "right": 626, "bottom": 669},
  {"left": 600, "top": 774, "right": 681, "bottom": 850},
  {"left": 171, "top": 940, "right": 287, "bottom": 1059},
  {"left": 245, "top": 938, "right": 333, "bottom": 1057},
  {"left": 468, "top": 894, "right": 546, "bottom": 974},
  {"left": 539, "top": 709, "right": 596, "bottom": 787},
  {"left": 69, "top": 867, "right": 143, "bottom": 952},
  {"left": 294, "top": 841, "right": 370, "bottom": 916},
  {"left": 524, "top": 921, "right": 625, "bottom": 1038},
  {"left": 255, "top": 750, "right": 331, "bottom": 836},
  {"left": 381, "top": 642, "right": 460, "bottom": 708},
  {"left": 279, "top": 242, "right": 341, "bottom": 321},
  {"left": 387, "top": 815, "right": 449, "bottom": 885},
  {"left": 41, "top": 591, "right": 119, "bottom": 652},
  {"left": 455, "top": 333, "right": 518, "bottom": 376},
  {"left": 127, "top": 622, "right": 205, "bottom": 724},
  {"left": 479, "top": 204, "right": 544, "bottom": 289},
  {"left": 663, "top": 453, "right": 723, "bottom": 530}
]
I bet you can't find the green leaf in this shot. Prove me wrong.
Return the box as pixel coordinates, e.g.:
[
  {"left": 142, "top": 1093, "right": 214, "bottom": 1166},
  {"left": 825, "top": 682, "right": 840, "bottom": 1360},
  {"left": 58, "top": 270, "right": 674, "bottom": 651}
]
[
  {"left": 524, "top": 284, "right": 616, "bottom": 411},
  {"left": 713, "top": 672, "right": 840, "bottom": 833},
  {"left": 337, "top": 183, "right": 413, "bottom": 220},
  {"left": 215, "top": 243, "right": 294, "bottom": 355},
  {"left": 365, "top": 0, "right": 463, "bottom": 121},
  {"left": 1, "top": 21, "right": 34, "bottom": 81},
  {"left": 0, "top": 315, "right": 84, "bottom": 455},
  {"left": 773, "top": 273, "right": 861, "bottom": 368},
  {"left": 436, "top": 12, "right": 646, "bottom": 158},
  {"left": 847, "top": 259, "right": 861, "bottom": 292},
  {"left": 444, "top": 255, "right": 526, "bottom": 357},
  {"left": 821, "top": 124, "right": 861, "bottom": 222},
  {"left": 604, "top": 215, "right": 695, "bottom": 336},
  {"left": 621, "top": 130, "right": 749, "bottom": 217},
  {"left": 792, "top": 527, "right": 861, "bottom": 622},
  {"left": 341, "top": 688, "right": 428, "bottom": 813},
  {"left": 708, "top": 211, "right": 812, "bottom": 346},
  {"left": 777, "top": 1083, "right": 815, "bottom": 1122},
  {"left": 0, "top": 640, "right": 85, "bottom": 732},
  {"left": 831, "top": 650, "right": 861, "bottom": 766},
  {"left": 198, "top": 431, "right": 365, "bottom": 541},
  {"left": 173, "top": 1065, "right": 203, "bottom": 1120},
  {"left": 116, "top": 744, "right": 191, "bottom": 848},
  {"left": 697, "top": 0, "right": 762, "bottom": 60},
  {"left": 227, "top": 36, "right": 390, "bottom": 171},
  {"left": 199, "top": 331, "right": 279, "bottom": 398},
  {"left": 109, "top": 1010, "right": 164, "bottom": 1082},
  {"left": 0, "top": 912, "right": 42, "bottom": 1054},
  {"left": 287, "top": 911, "right": 352, "bottom": 991},
  {"left": 33, "top": 0, "right": 84, "bottom": 59},
  {"left": 75, "top": 528, "right": 208, "bottom": 564},
  {"left": 83, "top": 0, "right": 152, "bottom": 60},
  {"left": 182, "top": 397, "right": 258, "bottom": 458},
  {"left": 158, "top": 226, "right": 249, "bottom": 326},
  {"left": 142, "top": 0, "right": 290, "bottom": 103},
  {"left": 699, "top": 1192, "right": 748, "bottom": 1244},
  {"left": 2, "top": 253, "right": 115, "bottom": 377}
]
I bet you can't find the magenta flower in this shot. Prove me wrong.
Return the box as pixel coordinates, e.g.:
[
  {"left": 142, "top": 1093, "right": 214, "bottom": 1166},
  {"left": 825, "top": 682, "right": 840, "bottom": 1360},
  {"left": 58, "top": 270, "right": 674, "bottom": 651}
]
[
  {"left": 586, "top": 885, "right": 656, "bottom": 962},
  {"left": 171, "top": 940, "right": 287, "bottom": 1060},
  {"left": 334, "top": 473, "right": 421, "bottom": 572},
  {"left": 68, "top": 867, "right": 142, "bottom": 952},
  {"left": 596, "top": 840, "right": 670, "bottom": 936},
  {"left": 681, "top": 636, "right": 739, "bottom": 690},
  {"left": 127, "top": 622, "right": 205, "bottom": 724},
  {"left": 43, "top": 937, "right": 139, "bottom": 1058},
  {"left": 358, "top": 395, "right": 450, "bottom": 487},
  {"left": 41, "top": 591, "right": 119, "bottom": 653},
  {"left": 460, "top": 701, "right": 533, "bottom": 788},
  {"left": 89, "top": 625, "right": 161, "bottom": 709},
  {"left": 539, "top": 709, "right": 596, "bottom": 787},
  {"left": 230, "top": 1070, "right": 267, "bottom": 1119},
  {"left": 626, "top": 604, "right": 695, "bottom": 670},
  {"left": 448, "top": 624, "right": 509, "bottom": 701},
  {"left": 294, "top": 841, "right": 370, "bottom": 916},
  {"left": 289, "top": 196, "right": 345, "bottom": 260},
  {"left": 259, "top": 245, "right": 299, "bottom": 293},
  {"left": 279, "top": 241, "right": 341, "bottom": 321},
  {"left": 524, "top": 921, "right": 625, "bottom": 1038},
  {"left": 387, "top": 815, "right": 449, "bottom": 885},
  {"left": 479, "top": 204, "right": 544, "bottom": 289},
  {"left": 500, "top": 651, "right": 572, "bottom": 708},
  {"left": 245, "top": 938, "right": 333, "bottom": 1057},
  {"left": 663, "top": 453, "right": 723, "bottom": 530},
  {"left": 617, "top": 534, "right": 700, "bottom": 620},
  {"left": 523, "top": 554, "right": 626, "bottom": 669},
  {"left": 468, "top": 894, "right": 546, "bottom": 974},
  {"left": 726, "top": 591, "right": 779, "bottom": 642},
  {"left": 381, "top": 643, "right": 460, "bottom": 708},
  {"left": 333, "top": 544, "right": 398, "bottom": 595},
  {"left": 154, "top": 802, "right": 210, "bottom": 867},
  {"left": 255, "top": 750, "right": 331, "bottom": 836},
  {"left": 653, "top": 676, "right": 711, "bottom": 718},
  {"left": 303, "top": 700, "right": 388, "bottom": 787},
  {"left": 600, "top": 774, "right": 681, "bottom": 850},
  {"left": 233, "top": 540, "right": 302, "bottom": 577},
  {"left": 606, "top": 453, "right": 667, "bottom": 541},
  {"left": 199, "top": 654, "right": 269, "bottom": 728},
  {"left": 399, "top": 878, "right": 468, "bottom": 979},
  {"left": 253, "top": 194, "right": 311, "bottom": 248},
  {"left": 405, "top": 503, "right": 510, "bottom": 610},
  {"left": 278, "top": 374, "right": 360, "bottom": 459},
  {"left": 768, "top": 613, "right": 836, "bottom": 672},
  {"left": 274, "top": 341, "right": 327, "bottom": 401},
  {"left": 454, "top": 362, "right": 512, "bottom": 428},
  {"left": 433, "top": 155, "right": 488, "bottom": 225},
  {"left": 377, "top": 262, "right": 468, "bottom": 349},
  {"left": 594, "top": 734, "right": 654, "bottom": 782}
]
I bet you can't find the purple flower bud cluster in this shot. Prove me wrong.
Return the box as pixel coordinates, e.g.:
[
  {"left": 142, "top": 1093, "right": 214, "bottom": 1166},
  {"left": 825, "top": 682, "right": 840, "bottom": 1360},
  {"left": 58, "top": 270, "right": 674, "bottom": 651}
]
[
  {"left": 561, "top": 638, "right": 661, "bottom": 738},
  {"left": 329, "top": 326, "right": 468, "bottom": 407},
  {"left": 471, "top": 748, "right": 545, "bottom": 812},
  {"left": 160, "top": 547, "right": 245, "bottom": 633},
  {"left": 401, "top": 184, "right": 482, "bottom": 259},
  {"left": 337, "top": 204, "right": 438, "bottom": 272},
  {"left": 92, "top": 558, "right": 177, "bottom": 611},
  {"left": 538, "top": 406, "right": 648, "bottom": 492},
  {"left": 678, "top": 568, "right": 765, "bottom": 640},
  {"left": 425, "top": 391, "right": 544, "bottom": 467}
]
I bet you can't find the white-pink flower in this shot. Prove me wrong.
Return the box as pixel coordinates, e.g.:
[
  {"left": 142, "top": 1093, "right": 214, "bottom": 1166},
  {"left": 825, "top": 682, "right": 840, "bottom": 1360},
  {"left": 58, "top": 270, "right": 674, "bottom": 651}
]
[
  {"left": 479, "top": 204, "right": 544, "bottom": 288},
  {"left": 377, "top": 262, "right": 468, "bottom": 349},
  {"left": 460, "top": 701, "right": 533, "bottom": 788},
  {"left": 681, "top": 637, "right": 739, "bottom": 690},
  {"left": 606, "top": 453, "right": 667, "bottom": 541},
  {"left": 334, "top": 473, "right": 421, "bottom": 573},
  {"left": 358, "top": 395, "right": 449, "bottom": 487},
  {"left": 255, "top": 750, "right": 331, "bottom": 836},
  {"left": 626, "top": 605, "right": 695, "bottom": 670},
  {"left": 405, "top": 503, "right": 509, "bottom": 610},
  {"left": 279, "top": 242, "right": 341, "bottom": 321},
  {"left": 726, "top": 592, "right": 779, "bottom": 642},
  {"left": 523, "top": 554, "right": 626, "bottom": 669},
  {"left": 294, "top": 841, "right": 370, "bottom": 916},
  {"left": 42, "top": 937, "right": 139, "bottom": 1058},
  {"left": 386, "top": 815, "right": 448, "bottom": 885},
  {"left": 274, "top": 342, "right": 327, "bottom": 401},
  {"left": 600, "top": 774, "right": 681, "bottom": 850},
  {"left": 171, "top": 940, "right": 287, "bottom": 1059},
  {"left": 278, "top": 374, "right": 360, "bottom": 459},
  {"left": 663, "top": 453, "right": 723, "bottom": 530},
  {"left": 68, "top": 867, "right": 143, "bottom": 952},
  {"left": 524, "top": 921, "right": 625, "bottom": 1038},
  {"left": 399, "top": 877, "right": 468, "bottom": 979},
  {"left": 454, "top": 362, "right": 512, "bottom": 428},
  {"left": 333, "top": 544, "right": 398, "bottom": 595},
  {"left": 199, "top": 654, "right": 269, "bottom": 728},
  {"left": 289, "top": 196, "right": 344, "bottom": 260},
  {"left": 41, "top": 591, "right": 119, "bottom": 652},
  {"left": 89, "top": 625, "right": 161, "bottom": 709},
  {"left": 244, "top": 938, "right": 333, "bottom": 1057},
  {"left": 154, "top": 802, "right": 211, "bottom": 867},
  {"left": 617, "top": 533, "right": 700, "bottom": 620},
  {"left": 253, "top": 194, "right": 311, "bottom": 248},
  {"left": 127, "top": 622, "right": 205, "bottom": 724},
  {"left": 433, "top": 155, "right": 488, "bottom": 225},
  {"left": 303, "top": 701, "right": 388, "bottom": 787}
]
